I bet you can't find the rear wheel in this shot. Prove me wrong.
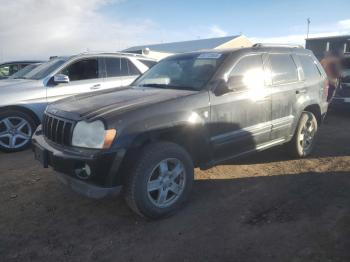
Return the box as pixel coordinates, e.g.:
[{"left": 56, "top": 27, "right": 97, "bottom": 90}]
[
  {"left": 124, "top": 142, "right": 194, "bottom": 219},
  {"left": 0, "top": 110, "right": 36, "bottom": 152},
  {"left": 287, "top": 111, "right": 318, "bottom": 158}
]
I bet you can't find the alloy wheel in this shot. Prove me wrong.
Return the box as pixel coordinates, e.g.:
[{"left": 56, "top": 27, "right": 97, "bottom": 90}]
[
  {"left": 147, "top": 158, "right": 186, "bottom": 208},
  {"left": 0, "top": 116, "right": 32, "bottom": 149},
  {"left": 299, "top": 116, "right": 316, "bottom": 153}
]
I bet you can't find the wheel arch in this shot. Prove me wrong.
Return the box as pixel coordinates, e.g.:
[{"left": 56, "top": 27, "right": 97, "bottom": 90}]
[
  {"left": 126, "top": 125, "right": 212, "bottom": 167},
  {"left": 0, "top": 105, "right": 41, "bottom": 126},
  {"left": 303, "top": 104, "right": 322, "bottom": 125}
]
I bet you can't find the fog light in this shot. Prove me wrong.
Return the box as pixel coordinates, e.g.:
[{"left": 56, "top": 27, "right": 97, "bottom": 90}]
[{"left": 75, "top": 163, "right": 92, "bottom": 180}]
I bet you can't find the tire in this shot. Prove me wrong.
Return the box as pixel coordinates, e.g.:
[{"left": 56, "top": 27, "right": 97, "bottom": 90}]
[
  {"left": 124, "top": 142, "right": 194, "bottom": 219},
  {"left": 0, "top": 110, "right": 37, "bottom": 152},
  {"left": 286, "top": 111, "right": 318, "bottom": 158}
]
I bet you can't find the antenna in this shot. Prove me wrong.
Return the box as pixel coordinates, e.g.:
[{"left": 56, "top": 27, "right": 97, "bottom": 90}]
[{"left": 306, "top": 18, "right": 311, "bottom": 39}]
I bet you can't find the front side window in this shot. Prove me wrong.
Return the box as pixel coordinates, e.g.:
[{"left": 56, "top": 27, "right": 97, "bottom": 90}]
[
  {"left": 134, "top": 53, "right": 227, "bottom": 91},
  {"left": 269, "top": 54, "right": 298, "bottom": 85},
  {"left": 229, "top": 55, "right": 265, "bottom": 91},
  {"left": 61, "top": 58, "right": 99, "bottom": 81},
  {"left": 298, "top": 55, "right": 321, "bottom": 80}
]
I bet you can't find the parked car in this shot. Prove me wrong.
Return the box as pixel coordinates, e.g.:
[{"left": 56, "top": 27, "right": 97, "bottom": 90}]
[
  {"left": 7, "top": 63, "right": 43, "bottom": 80},
  {"left": 32, "top": 45, "right": 328, "bottom": 218},
  {"left": 0, "top": 60, "right": 43, "bottom": 80},
  {"left": 330, "top": 55, "right": 350, "bottom": 109},
  {"left": 0, "top": 53, "right": 156, "bottom": 152}
]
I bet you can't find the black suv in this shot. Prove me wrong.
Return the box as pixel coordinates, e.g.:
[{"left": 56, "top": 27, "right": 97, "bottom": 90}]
[{"left": 32, "top": 45, "right": 329, "bottom": 218}]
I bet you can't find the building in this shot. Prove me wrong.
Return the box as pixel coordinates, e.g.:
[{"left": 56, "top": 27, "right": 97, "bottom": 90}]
[
  {"left": 123, "top": 35, "right": 252, "bottom": 60},
  {"left": 306, "top": 35, "right": 350, "bottom": 60}
]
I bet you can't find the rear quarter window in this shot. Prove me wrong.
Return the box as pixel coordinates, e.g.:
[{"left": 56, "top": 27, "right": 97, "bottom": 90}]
[
  {"left": 137, "top": 59, "right": 157, "bottom": 68},
  {"left": 298, "top": 55, "right": 321, "bottom": 80}
]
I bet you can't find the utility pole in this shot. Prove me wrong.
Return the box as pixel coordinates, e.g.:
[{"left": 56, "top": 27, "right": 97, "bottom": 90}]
[{"left": 306, "top": 18, "right": 311, "bottom": 39}]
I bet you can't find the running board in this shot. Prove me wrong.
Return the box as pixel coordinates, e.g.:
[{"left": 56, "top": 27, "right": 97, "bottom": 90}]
[{"left": 200, "top": 138, "right": 286, "bottom": 170}]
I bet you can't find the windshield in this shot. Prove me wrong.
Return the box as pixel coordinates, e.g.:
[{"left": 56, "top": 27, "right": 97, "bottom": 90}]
[
  {"left": 23, "top": 58, "right": 67, "bottom": 80},
  {"left": 9, "top": 63, "right": 41, "bottom": 79},
  {"left": 133, "top": 52, "right": 227, "bottom": 91}
]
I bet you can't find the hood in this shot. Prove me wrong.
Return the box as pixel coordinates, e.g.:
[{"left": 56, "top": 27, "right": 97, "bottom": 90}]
[{"left": 48, "top": 86, "right": 197, "bottom": 120}]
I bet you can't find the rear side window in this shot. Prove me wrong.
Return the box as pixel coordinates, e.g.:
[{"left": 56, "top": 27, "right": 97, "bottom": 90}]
[
  {"left": 105, "top": 58, "right": 140, "bottom": 77},
  {"left": 138, "top": 59, "right": 157, "bottom": 68},
  {"left": 61, "top": 58, "right": 99, "bottom": 81},
  {"left": 298, "top": 55, "right": 321, "bottom": 80},
  {"left": 229, "top": 54, "right": 264, "bottom": 90},
  {"left": 269, "top": 54, "right": 298, "bottom": 85}
]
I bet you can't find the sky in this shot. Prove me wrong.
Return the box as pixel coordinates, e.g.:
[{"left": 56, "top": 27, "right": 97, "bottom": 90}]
[{"left": 0, "top": 0, "right": 350, "bottom": 62}]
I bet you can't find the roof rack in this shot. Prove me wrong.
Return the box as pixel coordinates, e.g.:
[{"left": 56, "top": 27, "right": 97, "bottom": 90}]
[
  {"left": 76, "top": 51, "right": 150, "bottom": 58},
  {"left": 253, "top": 43, "right": 304, "bottom": 49}
]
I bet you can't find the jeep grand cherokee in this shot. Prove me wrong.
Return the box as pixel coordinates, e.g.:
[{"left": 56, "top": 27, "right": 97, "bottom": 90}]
[{"left": 32, "top": 45, "right": 329, "bottom": 218}]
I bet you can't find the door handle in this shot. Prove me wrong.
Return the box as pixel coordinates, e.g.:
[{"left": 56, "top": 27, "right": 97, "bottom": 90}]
[
  {"left": 90, "top": 84, "right": 101, "bottom": 90},
  {"left": 296, "top": 89, "right": 307, "bottom": 94}
]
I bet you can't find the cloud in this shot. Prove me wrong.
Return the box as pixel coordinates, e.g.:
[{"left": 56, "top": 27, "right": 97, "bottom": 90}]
[
  {"left": 208, "top": 25, "right": 228, "bottom": 38},
  {"left": 0, "top": 0, "right": 156, "bottom": 61},
  {"left": 338, "top": 19, "right": 350, "bottom": 30}
]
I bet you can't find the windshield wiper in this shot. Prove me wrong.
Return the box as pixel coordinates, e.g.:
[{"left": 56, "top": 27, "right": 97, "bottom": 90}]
[{"left": 140, "top": 83, "right": 169, "bottom": 88}]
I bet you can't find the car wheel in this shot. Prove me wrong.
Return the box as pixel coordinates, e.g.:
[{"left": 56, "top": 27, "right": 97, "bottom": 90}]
[
  {"left": 124, "top": 142, "right": 194, "bottom": 219},
  {"left": 287, "top": 111, "right": 318, "bottom": 158},
  {"left": 0, "top": 110, "right": 36, "bottom": 152}
]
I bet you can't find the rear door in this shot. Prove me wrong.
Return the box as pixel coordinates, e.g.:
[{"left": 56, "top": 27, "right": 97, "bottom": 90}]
[
  {"left": 209, "top": 53, "right": 272, "bottom": 159},
  {"left": 268, "top": 53, "right": 301, "bottom": 141},
  {"left": 46, "top": 57, "right": 104, "bottom": 102}
]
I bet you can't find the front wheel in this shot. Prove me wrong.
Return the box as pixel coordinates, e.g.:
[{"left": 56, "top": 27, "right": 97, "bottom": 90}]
[
  {"left": 124, "top": 142, "right": 194, "bottom": 219},
  {"left": 287, "top": 111, "right": 318, "bottom": 158},
  {"left": 0, "top": 110, "right": 36, "bottom": 152}
]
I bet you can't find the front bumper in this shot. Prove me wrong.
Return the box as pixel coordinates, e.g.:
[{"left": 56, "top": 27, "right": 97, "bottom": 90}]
[{"left": 32, "top": 127, "right": 126, "bottom": 199}]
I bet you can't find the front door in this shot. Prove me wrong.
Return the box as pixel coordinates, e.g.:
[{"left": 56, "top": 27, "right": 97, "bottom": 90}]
[
  {"left": 209, "top": 53, "right": 272, "bottom": 160},
  {"left": 46, "top": 57, "right": 104, "bottom": 103}
]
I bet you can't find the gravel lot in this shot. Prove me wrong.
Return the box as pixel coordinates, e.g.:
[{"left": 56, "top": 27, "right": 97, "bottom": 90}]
[{"left": 1, "top": 111, "right": 350, "bottom": 262}]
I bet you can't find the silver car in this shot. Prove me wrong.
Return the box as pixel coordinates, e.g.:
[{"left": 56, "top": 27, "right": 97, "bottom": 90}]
[{"left": 0, "top": 53, "right": 157, "bottom": 152}]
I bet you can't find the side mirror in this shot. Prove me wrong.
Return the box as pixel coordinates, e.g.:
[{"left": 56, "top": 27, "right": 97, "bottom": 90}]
[
  {"left": 54, "top": 74, "right": 69, "bottom": 84},
  {"left": 214, "top": 79, "right": 231, "bottom": 96},
  {"left": 227, "top": 76, "right": 245, "bottom": 91}
]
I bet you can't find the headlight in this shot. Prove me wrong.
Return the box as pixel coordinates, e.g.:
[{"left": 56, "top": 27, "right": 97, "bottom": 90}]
[{"left": 72, "top": 120, "right": 116, "bottom": 149}]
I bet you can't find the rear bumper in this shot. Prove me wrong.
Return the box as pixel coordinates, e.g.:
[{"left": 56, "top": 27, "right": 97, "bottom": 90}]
[
  {"left": 330, "top": 97, "right": 350, "bottom": 109},
  {"left": 32, "top": 125, "right": 126, "bottom": 199}
]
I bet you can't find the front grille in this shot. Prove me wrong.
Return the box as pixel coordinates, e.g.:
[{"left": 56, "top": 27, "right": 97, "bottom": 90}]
[{"left": 42, "top": 113, "right": 74, "bottom": 146}]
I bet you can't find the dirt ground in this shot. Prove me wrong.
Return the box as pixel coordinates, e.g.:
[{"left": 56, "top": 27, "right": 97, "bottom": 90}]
[{"left": 1, "top": 111, "right": 350, "bottom": 262}]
